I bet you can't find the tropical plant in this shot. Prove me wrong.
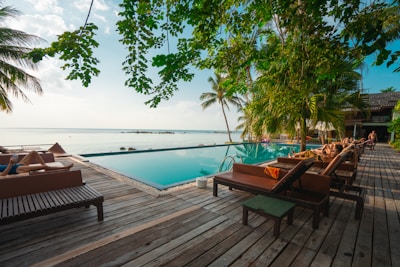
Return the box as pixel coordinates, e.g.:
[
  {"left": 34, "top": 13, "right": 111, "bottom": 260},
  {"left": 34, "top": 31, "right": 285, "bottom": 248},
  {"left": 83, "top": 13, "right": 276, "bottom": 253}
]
[
  {"left": 200, "top": 73, "right": 242, "bottom": 142},
  {"left": 389, "top": 117, "right": 400, "bottom": 139},
  {"left": 380, "top": 86, "right": 397, "bottom": 93},
  {"left": 29, "top": 23, "right": 99, "bottom": 87},
  {"left": 388, "top": 100, "right": 400, "bottom": 145},
  {"left": 250, "top": 22, "right": 367, "bottom": 150},
  {"left": 236, "top": 104, "right": 257, "bottom": 141},
  {"left": 28, "top": 0, "right": 99, "bottom": 88},
  {"left": 0, "top": 4, "right": 43, "bottom": 112},
  {"left": 343, "top": 1, "right": 400, "bottom": 72}
]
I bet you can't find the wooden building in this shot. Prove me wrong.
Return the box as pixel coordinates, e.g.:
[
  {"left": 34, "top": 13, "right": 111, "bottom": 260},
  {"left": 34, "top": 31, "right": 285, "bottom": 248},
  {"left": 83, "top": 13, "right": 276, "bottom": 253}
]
[{"left": 344, "top": 92, "right": 400, "bottom": 142}]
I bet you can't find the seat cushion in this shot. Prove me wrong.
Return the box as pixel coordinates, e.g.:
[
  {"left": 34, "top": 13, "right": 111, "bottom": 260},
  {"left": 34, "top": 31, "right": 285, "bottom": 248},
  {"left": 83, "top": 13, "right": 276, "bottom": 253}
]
[{"left": 214, "top": 172, "right": 277, "bottom": 191}]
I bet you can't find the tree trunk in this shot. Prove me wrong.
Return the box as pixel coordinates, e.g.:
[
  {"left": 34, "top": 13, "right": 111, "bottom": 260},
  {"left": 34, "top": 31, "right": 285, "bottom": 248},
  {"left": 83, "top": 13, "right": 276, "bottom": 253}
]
[
  {"left": 300, "top": 118, "right": 307, "bottom": 151},
  {"left": 221, "top": 103, "right": 232, "bottom": 142}
]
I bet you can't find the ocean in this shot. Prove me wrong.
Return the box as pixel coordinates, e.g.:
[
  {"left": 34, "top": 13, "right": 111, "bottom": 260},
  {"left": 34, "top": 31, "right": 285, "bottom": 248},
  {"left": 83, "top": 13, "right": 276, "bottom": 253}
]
[{"left": 0, "top": 128, "right": 244, "bottom": 155}]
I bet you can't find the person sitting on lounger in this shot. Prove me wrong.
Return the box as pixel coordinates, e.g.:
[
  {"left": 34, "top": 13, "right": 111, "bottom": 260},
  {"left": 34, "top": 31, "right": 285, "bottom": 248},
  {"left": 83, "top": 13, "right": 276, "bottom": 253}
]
[
  {"left": 291, "top": 142, "right": 343, "bottom": 162},
  {"left": 0, "top": 151, "right": 73, "bottom": 176},
  {"left": 319, "top": 143, "right": 343, "bottom": 160},
  {"left": 321, "top": 143, "right": 342, "bottom": 154}
]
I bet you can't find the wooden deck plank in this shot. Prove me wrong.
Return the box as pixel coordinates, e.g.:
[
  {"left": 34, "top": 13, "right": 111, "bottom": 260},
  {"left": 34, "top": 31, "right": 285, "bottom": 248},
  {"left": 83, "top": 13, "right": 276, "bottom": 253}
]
[
  {"left": 123, "top": 215, "right": 233, "bottom": 266},
  {"left": 251, "top": 237, "right": 292, "bottom": 266},
  {"left": 303, "top": 196, "right": 344, "bottom": 252},
  {"left": 149, "top": 219, "right": 245, "bottom": 266},
  {"left": 382, "top": 151, "right": 400, "bottom": 267},
  {"left": 331, "top": 202, "right": 361, "bottom": 267},
  {"left": 0, "top": 195, "right": 179, "bottom": 263},
  {"left": 352, "top": 153, "right": 376, "bottom": 267},
  {"left": 290, "top": 247, "right": 317, "bottom": 266},
  {"left": 312, "top": 198, "right": 354, "bottom": 266},
  {"left": 199, "top": 220, "right": 273, "bottom": 266},
  {"left": 61, "top": 207, "right": 215, "bottom": 266},
  {"left": 33, "top": 206, "right": 201, "bottom": 267},
  {"left": 372, "top": 187, "right": 392, "bottom": 265}
]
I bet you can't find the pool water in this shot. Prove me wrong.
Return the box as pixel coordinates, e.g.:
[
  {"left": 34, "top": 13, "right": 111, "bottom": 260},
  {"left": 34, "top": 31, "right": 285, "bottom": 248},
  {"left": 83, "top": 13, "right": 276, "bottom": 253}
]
[{"left": 84, "top": 143, "right": 303, "bottom": 190}]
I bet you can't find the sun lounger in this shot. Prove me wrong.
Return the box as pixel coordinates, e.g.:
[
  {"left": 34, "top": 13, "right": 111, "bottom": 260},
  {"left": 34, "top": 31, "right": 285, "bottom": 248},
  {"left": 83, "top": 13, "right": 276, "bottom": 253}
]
[
  {"left": 0, "top": 152, "right": 56, "bottom": 165},
  {"left": 271, "top": 146, "right": 358, "bottom": 185},
  {"left": 269, "top": 150, "right": 364, "bottom": 219},
  {"left": 213, "top": 158, "right": 331, "bottom": 229},
  {"left": 270, "top": 157, "right": 356, "bottom": 185},
  {"left": 0, "top": 170, "right": 104, "bottom": 224},
  {"left": 319, "top": 152, "right": 365, "bottom": 219},
  {"left": 47, "top": 142, "right": 71, "bottom": 157}
]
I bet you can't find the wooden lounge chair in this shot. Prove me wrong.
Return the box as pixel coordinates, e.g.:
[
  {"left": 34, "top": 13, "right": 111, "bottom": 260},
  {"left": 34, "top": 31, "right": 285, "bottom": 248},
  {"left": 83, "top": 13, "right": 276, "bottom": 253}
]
[
  {"left": 213, "top": 158, "right": 331, "bottom": 229},
  {"left": 0, "top": 170, "right": 104, "bottom": 224},
  {"left": 0, "top": 152, "right": 56, "bottom": 165},
  {"left": 318, "top": 152, "right": 365, "bottom": 219},
  {"left": 47, "top": 142, "right": 71, "bottom": 157},
  {"left": 271, "top": 147, "right": 358, "bottom": 185},
  {"left": 270, "top": 150, "right": 364, "bottom": 219}
]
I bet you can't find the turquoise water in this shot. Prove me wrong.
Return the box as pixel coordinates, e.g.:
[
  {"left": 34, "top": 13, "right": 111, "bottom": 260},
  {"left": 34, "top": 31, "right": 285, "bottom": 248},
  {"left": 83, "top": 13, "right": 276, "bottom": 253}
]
[{"left": 85, "top": 143, "right": 302, "bottom": 190}]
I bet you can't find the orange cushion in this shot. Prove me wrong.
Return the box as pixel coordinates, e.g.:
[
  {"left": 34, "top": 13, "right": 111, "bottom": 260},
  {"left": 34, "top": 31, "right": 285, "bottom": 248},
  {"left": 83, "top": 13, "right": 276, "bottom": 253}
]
[{"left": 264, "top": 166, "right": 280, "bottom": 179}]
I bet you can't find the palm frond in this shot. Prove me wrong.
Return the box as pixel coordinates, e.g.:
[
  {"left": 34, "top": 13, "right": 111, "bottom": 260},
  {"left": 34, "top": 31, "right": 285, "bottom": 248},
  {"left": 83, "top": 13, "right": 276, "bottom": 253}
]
[{"left": 0, "top": 3, "right": 44, "bottom": 112}]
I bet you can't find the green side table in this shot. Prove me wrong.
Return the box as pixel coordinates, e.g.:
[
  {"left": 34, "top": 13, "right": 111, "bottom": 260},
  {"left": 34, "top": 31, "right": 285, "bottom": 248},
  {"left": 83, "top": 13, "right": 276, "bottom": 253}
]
[{"left": 242, "top": 195, "right": 296, "bottom": 237}]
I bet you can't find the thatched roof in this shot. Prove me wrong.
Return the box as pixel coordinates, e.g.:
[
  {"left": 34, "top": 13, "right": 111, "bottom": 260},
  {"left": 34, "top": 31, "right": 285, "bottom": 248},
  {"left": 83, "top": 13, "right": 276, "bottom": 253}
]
[{"left": 367, "top": 92, "right": 400, "bottom": 111}]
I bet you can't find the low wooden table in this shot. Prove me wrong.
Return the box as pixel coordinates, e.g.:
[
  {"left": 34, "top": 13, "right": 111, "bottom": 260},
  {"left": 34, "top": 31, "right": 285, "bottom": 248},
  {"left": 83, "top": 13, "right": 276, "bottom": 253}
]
[{"left": 242, "top": 195, "right": 296, "bottom": 237}]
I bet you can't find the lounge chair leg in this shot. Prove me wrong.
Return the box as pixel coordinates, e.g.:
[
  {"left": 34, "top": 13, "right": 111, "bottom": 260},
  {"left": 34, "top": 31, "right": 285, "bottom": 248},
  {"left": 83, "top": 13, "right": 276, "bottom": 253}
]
[
  {"left": 323, "top": 202, "right": 329, "bottom": 217},
  {"left": 273, "top": 218, "right": 281, "bottom": 237},
  {"left": 96, "top": 204, "right": 104, "bottom": 221},
  {"left": 355, "top": 198, "right": 364, "bottom": 219},
  {"left": 213, "top": 181, "right": 218, "bottom": 197},
  {"left": 242, "top": 208, "right": 249, "bottom": 225},
  {"left": 313, "top": 209, "right": 320, "bottom": 229},
  {"left": 287, "top": 208, "right": 294, "bottom": 225}
]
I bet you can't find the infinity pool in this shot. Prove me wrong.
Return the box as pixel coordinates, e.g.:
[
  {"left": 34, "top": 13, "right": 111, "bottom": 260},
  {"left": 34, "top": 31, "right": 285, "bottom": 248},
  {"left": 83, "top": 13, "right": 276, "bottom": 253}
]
[{"left": 83, "top": 143, "right": 303, "bottom": 190}]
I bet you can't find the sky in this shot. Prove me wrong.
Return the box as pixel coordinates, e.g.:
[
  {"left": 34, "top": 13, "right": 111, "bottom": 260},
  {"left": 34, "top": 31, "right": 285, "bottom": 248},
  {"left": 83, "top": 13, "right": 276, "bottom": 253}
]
[{"left": 0, "top": 0, "right": 399, "bottom": 131}]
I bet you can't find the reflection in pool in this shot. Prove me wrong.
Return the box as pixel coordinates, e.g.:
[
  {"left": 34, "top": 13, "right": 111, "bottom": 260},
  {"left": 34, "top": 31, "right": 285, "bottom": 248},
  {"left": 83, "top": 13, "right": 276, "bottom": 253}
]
[{"left": 83, "top": 143, "right": 304, "bottom": 190}]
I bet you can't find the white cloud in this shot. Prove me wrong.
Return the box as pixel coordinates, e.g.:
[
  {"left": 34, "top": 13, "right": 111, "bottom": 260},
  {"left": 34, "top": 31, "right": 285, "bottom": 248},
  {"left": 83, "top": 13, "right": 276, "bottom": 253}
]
[
  {"left": 71, "top": 1, "right": 115, "bottom": 35},
  {"left": 94, "top": 14, "right": 107, "bottom": 23},
  {"left": 6, "top": 14, "right": 69, "bottom": 39},
  {"left": 24, "top": 0, "right": 63, "bottom": 14},
  {"left": 31, "top": 58, "right": 75, "bottom": 92},
  {"left": 73, "top": 0, "right": 109, "bottom": 12},
  {"left": 103, "top": 25, "right": 111, "bottom": 34},
  {"left": 93, "top": 0, "right": 110, "bottom": 11}
]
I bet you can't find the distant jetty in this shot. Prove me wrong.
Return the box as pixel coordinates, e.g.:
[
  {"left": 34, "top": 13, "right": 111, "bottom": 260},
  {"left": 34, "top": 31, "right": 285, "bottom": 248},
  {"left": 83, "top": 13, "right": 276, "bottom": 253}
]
[{"left": 121, "top": 130, "right": 175, "bottom": 134}]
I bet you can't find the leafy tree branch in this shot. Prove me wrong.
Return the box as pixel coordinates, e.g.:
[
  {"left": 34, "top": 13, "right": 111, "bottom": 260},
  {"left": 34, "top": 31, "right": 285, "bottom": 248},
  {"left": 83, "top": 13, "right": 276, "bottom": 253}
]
[{"left": 28, "top": 23, "right": 100, "bottom": 87}]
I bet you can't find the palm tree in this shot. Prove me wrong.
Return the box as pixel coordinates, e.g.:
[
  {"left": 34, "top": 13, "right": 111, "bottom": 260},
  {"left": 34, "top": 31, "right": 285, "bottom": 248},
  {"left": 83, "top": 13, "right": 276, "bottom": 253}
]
[
  {"left": 236, "top": 105, "right": 255, "bottom": 141},
  {"left": 200, "top": 72, "right": 242, "bottom": 142},
  {"left": 0, "top": 4, "right": 43, "bottom": 112},
  {"left": 380, "top": 86, "right": 397, "bottom": 93},
  {"left": 251, "top": 33, "right": 368, "bottom": 150}
]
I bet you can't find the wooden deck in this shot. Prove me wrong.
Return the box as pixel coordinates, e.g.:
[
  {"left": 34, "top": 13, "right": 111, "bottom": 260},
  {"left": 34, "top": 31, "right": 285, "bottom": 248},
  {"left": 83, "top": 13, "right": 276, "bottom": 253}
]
[{"left": 0, "top": 143, "right": 399, "bottom": 266}]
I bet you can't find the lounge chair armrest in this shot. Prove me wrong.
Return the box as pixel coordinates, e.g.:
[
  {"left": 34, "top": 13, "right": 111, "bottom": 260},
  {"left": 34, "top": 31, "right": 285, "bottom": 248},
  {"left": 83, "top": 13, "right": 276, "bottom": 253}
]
[{"left": 292, "top": 172, "right": 331, "bottom": 195}]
